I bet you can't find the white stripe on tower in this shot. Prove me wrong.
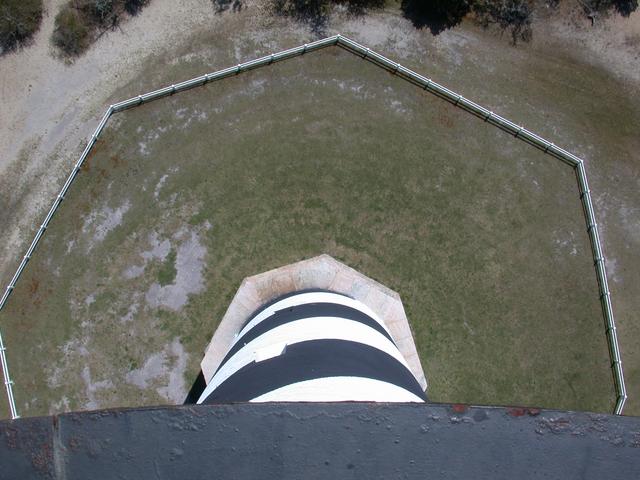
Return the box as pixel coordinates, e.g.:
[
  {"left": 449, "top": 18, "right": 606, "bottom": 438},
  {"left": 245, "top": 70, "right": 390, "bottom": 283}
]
[
  {"left": 197, "top": 291, "right": 426, "bottom": 404},
  {"left": 233, "top": 291, "right": 391, "bottom": 344},
  {"left": 198, "top": 317, "right": 408, "bottom": 400},
  {"left": 250, "top": 377, "right": 425, "bottom": 402}
]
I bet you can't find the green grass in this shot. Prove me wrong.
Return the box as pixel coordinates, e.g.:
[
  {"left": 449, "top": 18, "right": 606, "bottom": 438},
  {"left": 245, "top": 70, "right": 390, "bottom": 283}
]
[
  {"left": 0, "top": 42, "right": 616, "bottom": 417},
  {"left": 157, "top": 248, "right": 177, "bottom": 286}
]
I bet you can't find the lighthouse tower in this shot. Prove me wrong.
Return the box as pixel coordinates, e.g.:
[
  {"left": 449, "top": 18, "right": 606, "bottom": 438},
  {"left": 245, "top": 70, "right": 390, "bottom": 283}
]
[{"left": 192, "top": 255, "right": 427, "bottom": 404}]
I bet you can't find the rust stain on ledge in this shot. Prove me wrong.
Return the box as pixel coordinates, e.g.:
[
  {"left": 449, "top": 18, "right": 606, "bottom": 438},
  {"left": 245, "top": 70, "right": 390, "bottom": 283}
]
[
  {"left": 451, "top": 404, "right": 468, "bottom": 414},
  {"left": 507, "top": 407, "right": 541, "bottom": 417}
]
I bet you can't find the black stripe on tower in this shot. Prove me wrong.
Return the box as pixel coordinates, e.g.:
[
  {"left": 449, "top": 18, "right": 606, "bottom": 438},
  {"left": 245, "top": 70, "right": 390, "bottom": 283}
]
[
  {"left": 239, "top": 289, "right": 351, "bottom": 330},
  {"left": 201, "top": 339, "right": 427, "bottom": 404},
  {"left": 215, "top": 302, "right": 395, "bottom": 374}
]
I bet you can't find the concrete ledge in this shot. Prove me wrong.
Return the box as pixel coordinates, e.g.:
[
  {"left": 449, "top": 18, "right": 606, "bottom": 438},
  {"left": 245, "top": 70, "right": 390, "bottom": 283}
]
[
  {"left": 201, "top": 254, "right": 427, "bottom": 390},
  {"left": 4, "top": 403, "right": 640, "bottom": 479}
]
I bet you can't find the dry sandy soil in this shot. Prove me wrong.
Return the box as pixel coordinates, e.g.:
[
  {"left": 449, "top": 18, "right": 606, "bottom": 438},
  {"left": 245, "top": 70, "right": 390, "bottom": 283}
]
[{"left": 0, "top": 0, "right": 639, "bottom": 415}]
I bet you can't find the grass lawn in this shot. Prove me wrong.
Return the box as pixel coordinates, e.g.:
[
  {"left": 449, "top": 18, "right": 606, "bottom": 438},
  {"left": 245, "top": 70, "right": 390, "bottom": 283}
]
[{"left": 0, "top": 45, "right": 613, "bottom": 417}]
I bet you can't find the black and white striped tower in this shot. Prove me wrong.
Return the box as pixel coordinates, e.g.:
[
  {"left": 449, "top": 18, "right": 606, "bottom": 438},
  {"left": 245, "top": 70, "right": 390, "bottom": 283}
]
[{"left": 197, "top": 290, "right": 426, "bottom": 404}]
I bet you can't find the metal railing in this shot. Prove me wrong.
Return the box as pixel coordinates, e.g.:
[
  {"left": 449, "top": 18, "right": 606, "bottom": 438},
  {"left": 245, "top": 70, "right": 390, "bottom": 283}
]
[
  {"left": 0, "top": 34, "right": 626, "bottom": 419},
  {"left": 335, "top": 36, "right": 626, "bottom": 414}
]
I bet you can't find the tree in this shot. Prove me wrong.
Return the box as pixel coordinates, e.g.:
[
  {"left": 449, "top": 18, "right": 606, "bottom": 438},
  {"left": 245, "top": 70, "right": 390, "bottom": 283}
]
[
  {"left": 579, "top": 0, "right": 638, "bottom": 18},
  {"left": 268, "top": 0, "right": 384, "bottom": 35},
  {"left": 51, "top": 1, "right": 153, "bottom": 58},
  {"left": 400, "top": 0, "right": 472, "bottom": 34},
  {"left": 0, "top": 0, "right": 43, "bottom": 54},
  {"left": 51, "top": 5, "right": 90, "bottom": 57},
  {"left": 473, "top": 0, "right": 533, "bottom": 44}
]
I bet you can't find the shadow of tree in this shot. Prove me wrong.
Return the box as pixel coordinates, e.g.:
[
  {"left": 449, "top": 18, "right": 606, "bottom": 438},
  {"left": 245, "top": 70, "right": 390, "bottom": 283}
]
[
  {"left": 272, "top": 0, "right": 330, "bottom": 35},
  {"left": 611, "top": 0, "right": 638, "bottom": 16},
  {"left": 267, "top": 0, "right": 384, "bottom": 36},
  {"left": 211, "top": 0, "right": 245, "bottom": 14},
  {"left": 579, "top": 0, "right": 638, "bottom": 18},
  {"left": 473, "top": 0, "right": 532, "bottom": 45},
  {"left": 125, "top": 0, "right": 151, "bottom": 16},
  {"left": 400, "top": 0, "right": 472, "bottom": 35}
]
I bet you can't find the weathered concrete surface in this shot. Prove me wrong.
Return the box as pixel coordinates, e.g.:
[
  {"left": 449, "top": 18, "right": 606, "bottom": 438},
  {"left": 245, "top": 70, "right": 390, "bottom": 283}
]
[
  {"left": 0, "top": 416, "right": 55, "bottom": 479},
  {"left": 1, "top": 403, "right": 639, "bottom": 479},
  {"left": 200, "top": 255, "right": 427, "bottom": 389}
]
